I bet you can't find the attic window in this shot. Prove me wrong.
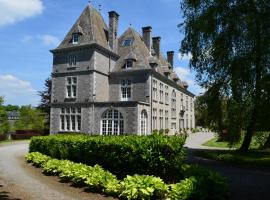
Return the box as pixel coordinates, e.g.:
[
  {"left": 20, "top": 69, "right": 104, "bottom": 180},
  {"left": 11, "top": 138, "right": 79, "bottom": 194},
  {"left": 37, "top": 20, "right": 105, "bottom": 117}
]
[
  {"left": 122, "top": 39, "right": 133, "bottom": 46},
  {"left": 125, "top": 60, "right": 133, "bottom": 68},
  {"left": 72, "top": 33, "right": 79, "bottom": 44}
]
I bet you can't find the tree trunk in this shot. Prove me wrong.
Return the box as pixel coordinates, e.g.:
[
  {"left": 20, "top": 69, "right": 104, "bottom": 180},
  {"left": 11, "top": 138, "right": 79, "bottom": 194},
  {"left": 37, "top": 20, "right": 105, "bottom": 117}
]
[{"left": 240, "top": 10, "right": 262, "bottom": 152}]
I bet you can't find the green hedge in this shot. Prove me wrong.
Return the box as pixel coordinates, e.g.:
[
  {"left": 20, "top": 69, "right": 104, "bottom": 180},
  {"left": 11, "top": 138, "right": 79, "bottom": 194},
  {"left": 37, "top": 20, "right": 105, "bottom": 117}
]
[
  {"left": 29, "top": 134, "right": 186, "bottom": 182},
  {"left": 26, "top": 152, "right": 228, "bottom": 200}
]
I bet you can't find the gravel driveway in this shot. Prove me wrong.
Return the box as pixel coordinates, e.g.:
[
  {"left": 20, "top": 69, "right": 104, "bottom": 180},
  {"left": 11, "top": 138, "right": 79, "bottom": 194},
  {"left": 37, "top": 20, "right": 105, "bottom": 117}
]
[
  {"left": 0, "top": 141, "right": 115, "bottom": 200},
  {"left": 185, "top": 132, "right": 270, "bottom": 200}
]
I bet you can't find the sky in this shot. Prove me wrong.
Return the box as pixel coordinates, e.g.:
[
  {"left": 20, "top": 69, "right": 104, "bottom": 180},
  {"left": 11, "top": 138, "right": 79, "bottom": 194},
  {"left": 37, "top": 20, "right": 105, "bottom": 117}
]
[{"left": 0, "top": 0, "right": 202, "bottom": 106}]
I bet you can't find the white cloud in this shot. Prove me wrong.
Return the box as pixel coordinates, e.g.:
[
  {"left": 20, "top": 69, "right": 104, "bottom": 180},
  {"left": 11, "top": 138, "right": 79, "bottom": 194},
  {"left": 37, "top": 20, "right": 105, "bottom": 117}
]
[
  {"left": 37, "top": 34, "right": 60, "bottom": 46},
  {"left": 174, "top": 66, "right": 204, "bottom": 95},
  {"left": 0, "top": 74, "right": 38, "bottom": 105},
  {"left": 0, "top": 0, "right": 44, "bottom": 27},
  {"left": 178, "top": 53, "right": 192, "bottom": 61},
  {"left": 22, "top": 34, "right": 60, "bottom": 46}
]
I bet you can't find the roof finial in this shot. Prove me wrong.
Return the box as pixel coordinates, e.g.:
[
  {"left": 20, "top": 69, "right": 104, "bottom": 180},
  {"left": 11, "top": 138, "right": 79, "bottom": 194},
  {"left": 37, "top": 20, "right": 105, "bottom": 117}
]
[
  {"left": 98, "top": 4, "right": 102, "bottom": 12},
  {"left": 129, "top": 22, "right": 132, "bottom": 27},
  {"left": 88, "top": 0, "right": 91, "bottom": 6}
]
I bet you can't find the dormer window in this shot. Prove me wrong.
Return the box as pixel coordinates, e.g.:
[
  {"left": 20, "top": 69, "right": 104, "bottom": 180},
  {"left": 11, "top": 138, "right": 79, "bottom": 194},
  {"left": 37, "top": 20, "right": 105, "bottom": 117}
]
[
  {"left": 122, "top": 38, "right": 133, "bottom": 46},
  {"left": 72, "top": 33, "right": 79, "bottom": 44},
  {"left": 125, "top": 60, "right": 133, "bottom": 68}
]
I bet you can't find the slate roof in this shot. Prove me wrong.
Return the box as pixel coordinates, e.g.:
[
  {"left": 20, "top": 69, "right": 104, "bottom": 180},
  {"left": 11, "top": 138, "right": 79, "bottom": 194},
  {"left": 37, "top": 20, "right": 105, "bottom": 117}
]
[{"left": 56, "top": 5, "right": 110, "bottom": 50}]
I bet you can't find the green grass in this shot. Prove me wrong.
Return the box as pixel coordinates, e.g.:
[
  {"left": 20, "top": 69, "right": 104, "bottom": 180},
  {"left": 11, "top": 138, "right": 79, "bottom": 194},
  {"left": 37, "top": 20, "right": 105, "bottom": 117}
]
[
  {"left": 203, "top": 137, "right": 242, "bottom": 148},
  {"left": 203, "top": 136, "right": 260, "bottom": 149},
  {"left": 0, "top": 139, "right": 30, "bottom": 145},
  {"left": 194, "top": 149, "right": 270, "bottom": 168}
]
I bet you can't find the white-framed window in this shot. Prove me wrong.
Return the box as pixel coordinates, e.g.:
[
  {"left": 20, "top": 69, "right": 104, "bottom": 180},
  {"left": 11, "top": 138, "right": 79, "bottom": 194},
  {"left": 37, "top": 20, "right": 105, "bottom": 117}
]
[
  {"left": 60, "top": 107, "right": 81, "bottom": 132},
  {"left": 165, "top": 85, "right": 169, "bottom": 104},
  {"left": 121, "top": 80, "right": 131, "bottom": 101},
  {"left": 140, "top": 110, "right": 148, "bottom": 135},
  {"left": 190, "top": 115, "right": 193, "bottom": 128},
  {"left": 122, "top": 38, "right": 134, "bottom": 46},
  {"left": 165, "top": 110, "right": 169, "bottom": 129},
  {"left": 186, "top": 96, "right": 189, "bottom": 111},
  {"left": 125, "top": 60, "right": 133, "bottom": 68},
  {"left": 171, "top": 122, "right": 176, "bottom": 130},
  {"left": 66, "top": 77, "right": 77, "bottom": 98},
  {"left": 186, "top": 114, "right": 189, "bottom": 129},
  {"left": 153, "top": 108, "right": 157, "bottom": 129},
  {"left": 68, "top": 55, "right": 77, "bottom": 67},
  {"left": 153, "top": 79, "right": 158, "bottom": 100},
  {"left": 101, "top": 109, "right": 124, "bottom": 135},
  {"left": 72, "top": 33, "right": 79, "bottom": 44},
  {"left": 159, "top": 109, "right": 164, "bottom": 129},
  {"left": 159, "top": 83, "right": 164, "bottom": 102},
  {"left": 171, "top": 90, "right": 176, "bottom": 118}
]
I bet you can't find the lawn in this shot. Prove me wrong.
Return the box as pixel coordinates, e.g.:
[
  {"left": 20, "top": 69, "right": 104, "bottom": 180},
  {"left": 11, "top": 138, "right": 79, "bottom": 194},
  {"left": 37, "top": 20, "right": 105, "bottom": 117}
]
[{"left": 194, "top": 149, "right": 270, "bottom": 168}]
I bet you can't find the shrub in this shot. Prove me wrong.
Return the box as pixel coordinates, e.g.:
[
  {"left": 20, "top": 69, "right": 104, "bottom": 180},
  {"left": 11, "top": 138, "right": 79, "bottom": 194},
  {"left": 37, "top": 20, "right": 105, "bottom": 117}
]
[
  {"left": 29, "top": 134, "right": 186, "bottom": 182},
  {"left": 152, "top": 129, "right": 159, "bottom": 135},
  {"left": 181, "top": 164, "right": 228, "bottom": 200},
  {"left": 26, "top": 152, "right": 228, "bottom": 200},
  {"left": 119, "top": 175, "right": 168, "bottom": 200},
  {"left": 168, "top": 177, "right": 196, "bottom": 200},
  {"left": 165, "top": 129, "right": 170, "bottom": 135},
  {"left": 159, "top": 129, "right": 164, "bottom": 135},
  {"left": 253, "top": 132, "right": 270, "bottom": 149}
]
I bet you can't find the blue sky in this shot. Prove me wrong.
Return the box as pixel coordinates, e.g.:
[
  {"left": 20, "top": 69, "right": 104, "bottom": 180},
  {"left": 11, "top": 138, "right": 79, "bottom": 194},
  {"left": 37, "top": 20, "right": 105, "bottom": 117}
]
[{"left": 0, "top": 0, "right": 201, "bottom": 106}]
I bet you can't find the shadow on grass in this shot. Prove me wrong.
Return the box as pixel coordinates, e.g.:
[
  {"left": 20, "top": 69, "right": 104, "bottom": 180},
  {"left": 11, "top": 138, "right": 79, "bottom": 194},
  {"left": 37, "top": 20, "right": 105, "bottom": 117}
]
[{"left": 0, "top": 185, "right": 21, "bottom": 200}]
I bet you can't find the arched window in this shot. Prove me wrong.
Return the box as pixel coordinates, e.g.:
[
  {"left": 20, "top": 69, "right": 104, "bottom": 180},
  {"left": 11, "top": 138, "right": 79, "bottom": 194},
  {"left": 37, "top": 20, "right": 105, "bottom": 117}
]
[
  {"left": 140, "top": 110, "right": 148, "bottom": 135},
  {"left": 101, "top": 109, "right": 124, "bottom": 135},
  {"left": 171, "top": 90, "right": 176, "bottom": 118}
]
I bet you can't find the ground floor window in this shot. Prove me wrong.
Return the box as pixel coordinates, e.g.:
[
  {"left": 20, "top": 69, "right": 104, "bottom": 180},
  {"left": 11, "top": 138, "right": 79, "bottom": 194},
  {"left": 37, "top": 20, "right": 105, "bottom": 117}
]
[
  {"left": 101, "top": 109, "right": 124, "bottom": 135},
  {"left": 60, "top": 107, "right": 81, "bottom": 131},
  {"left": 140, "top": 110, "right": 148, "bottom": 135}
]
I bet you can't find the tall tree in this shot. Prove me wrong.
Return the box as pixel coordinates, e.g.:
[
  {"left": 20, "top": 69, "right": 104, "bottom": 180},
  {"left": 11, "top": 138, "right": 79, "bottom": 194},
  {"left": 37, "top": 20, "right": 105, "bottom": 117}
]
[
  {"left": 0, "top": 96, "right": 10, "bottom": 135},
  {"left": 180, "top": 0, "right": 270, "bottom": 151},
  {"left": 38, "top": 77, "right": 52, "bottom": 128}
]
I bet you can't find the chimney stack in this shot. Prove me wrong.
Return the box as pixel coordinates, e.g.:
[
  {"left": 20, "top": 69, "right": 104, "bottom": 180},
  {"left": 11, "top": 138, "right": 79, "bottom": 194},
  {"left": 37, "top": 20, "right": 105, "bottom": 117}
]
[
  {"left": 108, "top": 11, "right": 119, "bottom": 52},
  {"left": 152, "top": 37, "right": 161, "bottom": 58},
  {"left": 142, "top": 26, "right": 152, "bottom": 52},
  {"left": 167, "top": 51, "right": 174, "bottom": 67}
]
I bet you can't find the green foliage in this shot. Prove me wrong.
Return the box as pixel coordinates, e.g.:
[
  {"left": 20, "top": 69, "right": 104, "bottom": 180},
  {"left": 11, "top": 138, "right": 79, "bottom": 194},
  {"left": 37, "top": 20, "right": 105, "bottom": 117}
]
[
  {"left": 15, "top": 106, "right": 46, "bottom": 130},
  {"left": 26, "top": 152, "right": 228, "bottom": 200},
  {"left": 181, "top": 165, "right": 228, "bottom": 200},
  {"left": 152, "top": 129, "right": 159, "bottom": 135},
  {"left": 0, "top": 96, "right": 10, "bottom": 135},
  {"left": 119, "top": 175, "right": 168, "bottom": 200},
  {"left": 168, "top": 177, "right": 196, "bottom": 200},
  {"left": 165, "top": 129, "right": 170, "bottom": 135},
  {"left": 29, "top": 134, "right": 186, "bottom": 182},
  {"left": 253, "top": 132, "right": 270, "bottom": 149}
]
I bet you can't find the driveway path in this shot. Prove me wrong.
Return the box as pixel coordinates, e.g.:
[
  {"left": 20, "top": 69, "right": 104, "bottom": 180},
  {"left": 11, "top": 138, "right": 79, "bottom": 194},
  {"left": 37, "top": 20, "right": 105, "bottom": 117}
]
[
  {"left": 185, "top": 132, "right": 270, "bottom": 200},
  {"left": 0, "top": 141, "right": 115, "bottom": 200}
]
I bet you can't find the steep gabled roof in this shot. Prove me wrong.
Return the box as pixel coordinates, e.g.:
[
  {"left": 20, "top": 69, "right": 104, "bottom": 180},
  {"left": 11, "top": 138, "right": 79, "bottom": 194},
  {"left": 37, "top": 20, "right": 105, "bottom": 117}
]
[
  {"left": 113, "top": 27, "right": 152, "bottom": 71},
  {"left": 56, "top": 5, "right": 109, "bottom": 50}
]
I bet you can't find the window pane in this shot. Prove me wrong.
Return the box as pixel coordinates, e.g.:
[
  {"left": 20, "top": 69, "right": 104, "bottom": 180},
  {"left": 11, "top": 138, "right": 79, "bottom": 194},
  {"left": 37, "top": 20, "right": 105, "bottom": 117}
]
[
  {"left": 66, "top": 116, "right": 70, "bottom": 130},
  {"left": 77, "top": 115, "right": 81, "bottom": 131},
  {"left": 72, "top": 85, "right": 77, "bottom": 97},
  {"left": 71, "top": 115, "right": 76, "bottom": 130}
]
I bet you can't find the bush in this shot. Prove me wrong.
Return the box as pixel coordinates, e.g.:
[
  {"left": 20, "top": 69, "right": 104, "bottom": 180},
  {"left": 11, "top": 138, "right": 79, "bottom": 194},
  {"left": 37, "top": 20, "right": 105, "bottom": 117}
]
[
  {"left": 26, "top": 152, "right": 228, "bottom": 200},
  {"left": 119, "top": 175, "right": 168, "bottom": 200},
  {"left": 29, "top": 134, "right": 186, "bottom": 182},
  {"left": 253, "top": 132, "right": 270, "bottom": 149},
  {"left": 180, "top": 164, "right": 228, "bottom": 200}
]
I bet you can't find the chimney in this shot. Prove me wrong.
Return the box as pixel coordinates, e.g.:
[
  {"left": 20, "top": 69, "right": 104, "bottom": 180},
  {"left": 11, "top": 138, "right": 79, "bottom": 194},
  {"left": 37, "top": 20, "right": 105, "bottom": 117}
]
[
  {"left": 142, "top": 26, "right": 152, "bottom": 51},
  {"left": 108, "top": 11, "right": 119, "bottom": 52},
  {"left": 152, "top": 37, "right": 161, "bottom": 58},
  {"left": 167, "top": 51, "right": 174, "bottom": 67}
]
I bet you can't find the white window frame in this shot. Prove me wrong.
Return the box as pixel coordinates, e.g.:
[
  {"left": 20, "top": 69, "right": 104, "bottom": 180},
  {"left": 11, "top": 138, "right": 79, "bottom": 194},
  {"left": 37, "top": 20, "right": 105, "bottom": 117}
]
[
  {"left": 159, "top": 109, "right": 164, "bottom": 129},
  {"left": 60, "top": 107, "right": 81, "bottom": 132},
  {"left": 125, "top": 60, "right": 133, "bottom": 68},
  {"left": 68, "top": 55, "right": 77, "bottom": 67},
  {"left": 66, "top": 76, "right": 77, "bottom": 98},
  {"left": 121, "top": 80, "right": 132, "bottom": 101},
  {"left": 165, "top": 85, "right": 169, "bottom": 104},
  {"left": 165, "top": 110, "right": 169, "bottom": 129},
  {"left": 159, "top": 83, "right": 164, "bottom": 103},
  {"left": 171, "top": 90, "right": 176, "bottom": 118},
  {"left": 72, "top": 33, "right": 79, "bottom": 44},
  {"left": 101, "top": 109, "right": 124, "bottom": 135},
  {"left": 140, "top": 110, "right": 148, "bottom": 135},
  {"left": 153, "top": 79, "right": 158, "bottom": 100},
  {"left": 153, "top": 108, "right": 157, "bottom": 129}
]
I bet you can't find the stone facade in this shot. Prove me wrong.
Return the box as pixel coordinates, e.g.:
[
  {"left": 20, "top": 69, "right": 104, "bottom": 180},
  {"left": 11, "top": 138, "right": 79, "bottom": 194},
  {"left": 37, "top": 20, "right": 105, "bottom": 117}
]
[{"left": 50, "top": 5, "right": 195, "bottom": 135}]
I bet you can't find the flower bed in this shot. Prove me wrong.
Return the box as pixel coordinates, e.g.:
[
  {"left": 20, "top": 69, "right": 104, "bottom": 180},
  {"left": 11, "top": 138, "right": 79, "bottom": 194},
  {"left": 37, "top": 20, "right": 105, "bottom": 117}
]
[{"left": 26, "top": 152, "right": 228, "bottom": 200}]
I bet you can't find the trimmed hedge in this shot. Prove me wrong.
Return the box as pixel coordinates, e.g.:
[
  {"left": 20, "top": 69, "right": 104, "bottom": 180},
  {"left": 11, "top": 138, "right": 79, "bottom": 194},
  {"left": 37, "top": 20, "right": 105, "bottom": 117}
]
[
  {"left": 26, "top": 152, "right": 228, "bottom": 200},
  {"left": 29, "top": 134, "right": 186, "bottom": 182}
]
